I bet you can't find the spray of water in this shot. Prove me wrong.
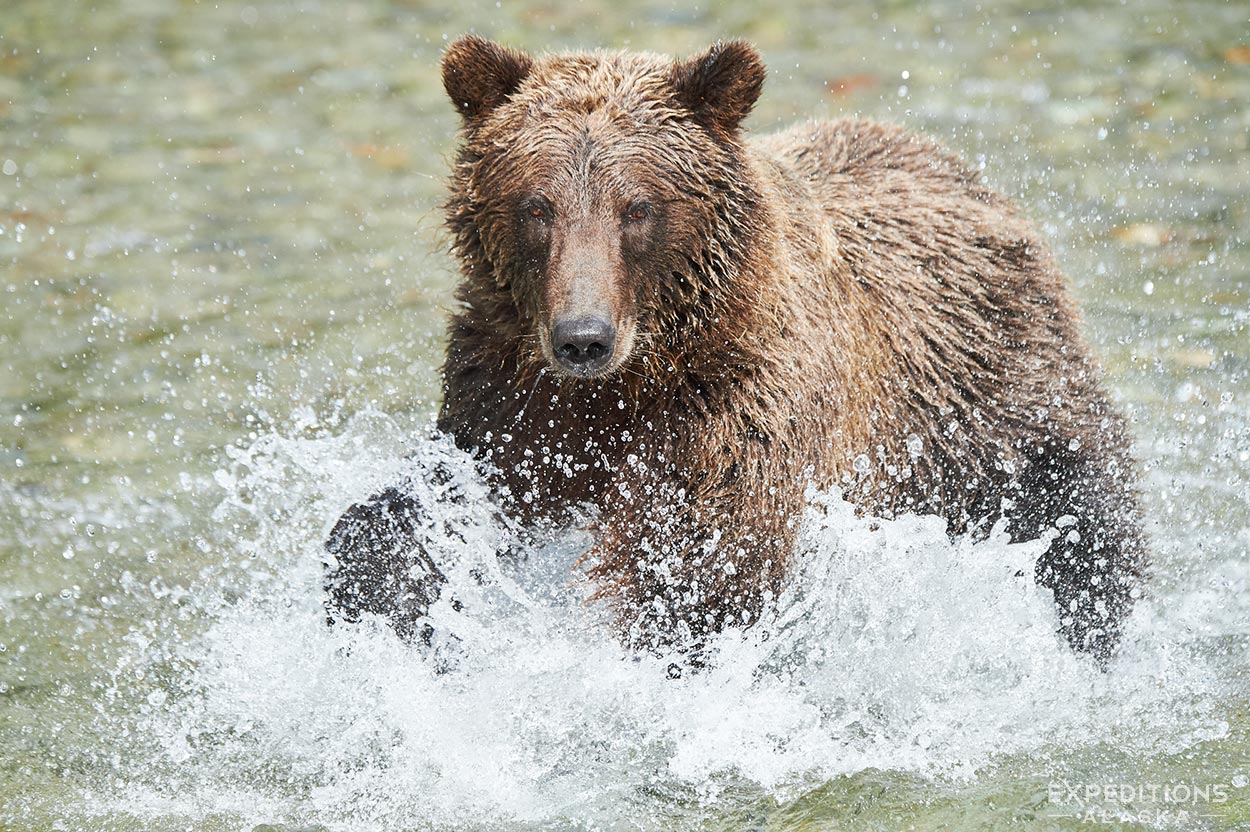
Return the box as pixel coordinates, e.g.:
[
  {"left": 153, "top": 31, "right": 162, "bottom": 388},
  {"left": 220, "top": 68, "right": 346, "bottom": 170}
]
[{"left": 93, "top": 411, "right": 1228, "bottom": 829}]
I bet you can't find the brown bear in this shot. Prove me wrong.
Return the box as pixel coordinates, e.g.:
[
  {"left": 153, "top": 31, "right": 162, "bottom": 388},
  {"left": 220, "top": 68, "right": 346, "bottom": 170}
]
[{"left": 325, "top": 37, "right": 1145, "bottom": 662}]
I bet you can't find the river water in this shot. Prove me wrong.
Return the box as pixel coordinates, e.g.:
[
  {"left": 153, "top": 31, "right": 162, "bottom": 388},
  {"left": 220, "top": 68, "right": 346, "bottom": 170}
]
[{"left": 2, "top": 1, "right": 1248, "bottom": 830}]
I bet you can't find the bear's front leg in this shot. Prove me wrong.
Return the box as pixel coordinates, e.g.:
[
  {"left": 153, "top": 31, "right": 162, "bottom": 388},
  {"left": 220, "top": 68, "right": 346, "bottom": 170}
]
[
  {"left": 324, "top": 487, "right": 446, "bottom": 643},
  {"left": 1012, "top": 438, "right": 1146, "bottom": 662}
]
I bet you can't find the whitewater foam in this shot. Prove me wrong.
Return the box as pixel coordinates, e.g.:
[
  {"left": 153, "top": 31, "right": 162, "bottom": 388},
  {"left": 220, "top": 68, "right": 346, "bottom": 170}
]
[{"left": 95, "top": 412, "right": 1228, "bottom": 829}]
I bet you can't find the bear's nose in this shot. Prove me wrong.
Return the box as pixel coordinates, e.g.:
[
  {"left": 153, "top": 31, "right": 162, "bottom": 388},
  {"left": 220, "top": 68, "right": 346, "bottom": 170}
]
[{"left": 551, "top": 317, "right": 616, "bottom": 374}]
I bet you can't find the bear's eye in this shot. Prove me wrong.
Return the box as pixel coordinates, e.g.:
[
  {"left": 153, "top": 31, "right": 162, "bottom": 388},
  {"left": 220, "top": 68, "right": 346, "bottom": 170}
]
[
  {"left": 522, "top": 197, "right": 553, "bottom": 223},
  {"left": 624, "top": 201, "right": 651, "bottom": 223}
]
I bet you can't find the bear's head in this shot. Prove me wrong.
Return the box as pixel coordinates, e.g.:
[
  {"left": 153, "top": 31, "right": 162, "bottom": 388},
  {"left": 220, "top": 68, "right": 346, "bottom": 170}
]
[{"left": 442, "top": 37, "right": 767, "bottom": 380}]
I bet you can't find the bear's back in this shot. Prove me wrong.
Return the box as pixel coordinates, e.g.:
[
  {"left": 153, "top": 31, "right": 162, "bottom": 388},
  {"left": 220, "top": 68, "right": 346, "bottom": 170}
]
[{"left": 748, "top": 118, "right": 1118, "bottom": 522}]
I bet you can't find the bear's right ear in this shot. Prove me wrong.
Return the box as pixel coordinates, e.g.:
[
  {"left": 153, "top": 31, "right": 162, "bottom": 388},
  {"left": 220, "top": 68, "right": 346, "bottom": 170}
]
[
  {"left": 669, "top": 40, "right": 766, "bottom": 137},
  {"left": 441, "top": 35, "right": 533, "bottom": 123}
]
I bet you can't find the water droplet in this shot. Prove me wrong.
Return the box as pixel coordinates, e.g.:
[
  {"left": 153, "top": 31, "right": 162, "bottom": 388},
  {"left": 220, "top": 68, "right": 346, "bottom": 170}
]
[{"left": 905, "top": 434, "right": 924, "bottom": 457}]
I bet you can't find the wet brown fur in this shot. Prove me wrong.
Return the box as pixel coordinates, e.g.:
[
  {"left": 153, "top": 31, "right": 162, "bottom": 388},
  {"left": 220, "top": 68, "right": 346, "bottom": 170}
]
[{"left": 339, "top": 37, "right": 1146, "bottom": 660}]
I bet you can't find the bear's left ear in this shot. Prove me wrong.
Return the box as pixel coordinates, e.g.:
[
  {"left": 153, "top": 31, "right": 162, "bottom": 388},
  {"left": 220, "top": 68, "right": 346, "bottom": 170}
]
[
  {"left": 442, "top": 35, "right": 533, "bottom": 124},
  {"left": 669, "top": 40, "right": 766, "bottom": 137}
]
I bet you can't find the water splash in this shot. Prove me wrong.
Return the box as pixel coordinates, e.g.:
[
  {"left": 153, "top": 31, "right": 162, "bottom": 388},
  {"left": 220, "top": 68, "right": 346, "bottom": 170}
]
[{"left": 93, "top": 413, "right": 1228, "bottom": 829}]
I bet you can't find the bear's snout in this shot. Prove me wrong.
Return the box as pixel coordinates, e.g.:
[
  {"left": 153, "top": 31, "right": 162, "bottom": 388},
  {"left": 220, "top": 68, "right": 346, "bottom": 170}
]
[{"left": 551, "top": 317, "right": 617, "bottom": 376}]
